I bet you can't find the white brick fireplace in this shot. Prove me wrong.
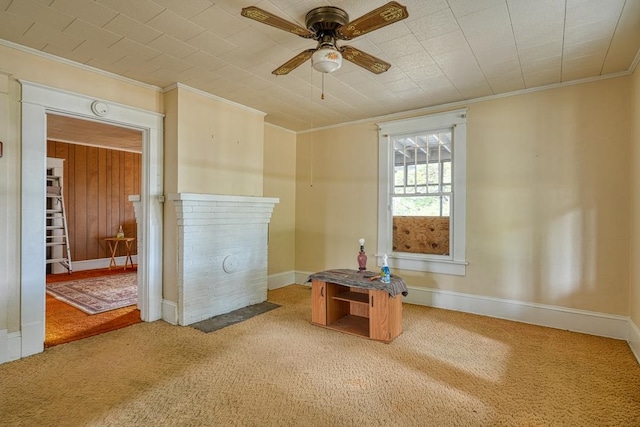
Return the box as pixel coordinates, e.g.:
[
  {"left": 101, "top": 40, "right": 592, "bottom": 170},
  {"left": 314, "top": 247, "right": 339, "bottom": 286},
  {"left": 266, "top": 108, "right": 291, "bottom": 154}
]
[{"left": 168, "top": 193, "right": 278, "bottom": 325}]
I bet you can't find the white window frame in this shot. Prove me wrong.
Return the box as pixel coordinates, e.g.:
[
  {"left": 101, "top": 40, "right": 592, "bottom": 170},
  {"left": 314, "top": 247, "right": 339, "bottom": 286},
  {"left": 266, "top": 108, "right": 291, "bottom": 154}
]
[{"left": 377, "top": 109, "right": 468, "bottom": 276}]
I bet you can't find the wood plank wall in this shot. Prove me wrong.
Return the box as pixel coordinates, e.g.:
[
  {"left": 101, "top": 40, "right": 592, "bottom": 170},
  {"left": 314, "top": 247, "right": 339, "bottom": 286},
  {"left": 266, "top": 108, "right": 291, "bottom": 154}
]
[{"left": 47, "top": 141, "right": 141, "bottom": 261}]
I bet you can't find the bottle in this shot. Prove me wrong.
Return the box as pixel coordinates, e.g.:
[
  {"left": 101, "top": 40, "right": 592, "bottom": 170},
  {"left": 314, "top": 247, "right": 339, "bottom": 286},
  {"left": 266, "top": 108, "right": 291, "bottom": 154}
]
[
  {"left": 381, "top": 254, "right": 391, "bottom": 283},
  {"left": 116, "top": 225, "right": 125, "bottom": 239}
]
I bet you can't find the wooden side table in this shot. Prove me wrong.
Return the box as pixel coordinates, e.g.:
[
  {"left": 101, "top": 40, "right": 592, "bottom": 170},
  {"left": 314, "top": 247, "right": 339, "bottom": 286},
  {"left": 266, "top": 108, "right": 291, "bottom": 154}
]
[
  {"left": 104, "top": 237, "right": 135, "bottom": 270},
  {"left": 308, "top": 270, "right": 407, "bottom": 343}
]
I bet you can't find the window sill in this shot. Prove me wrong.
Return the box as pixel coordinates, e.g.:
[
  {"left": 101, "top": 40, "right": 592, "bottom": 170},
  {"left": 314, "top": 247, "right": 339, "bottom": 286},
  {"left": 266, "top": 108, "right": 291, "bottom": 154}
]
[{"left": 377, "top": 253, "right": 467, "bottom": 276}]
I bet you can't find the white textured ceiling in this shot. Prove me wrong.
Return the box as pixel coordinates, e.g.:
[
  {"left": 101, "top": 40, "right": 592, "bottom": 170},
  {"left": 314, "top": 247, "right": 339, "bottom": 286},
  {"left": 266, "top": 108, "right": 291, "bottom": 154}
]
[{"left": 1, "top": 0, "right": 639, "bottom": 131}]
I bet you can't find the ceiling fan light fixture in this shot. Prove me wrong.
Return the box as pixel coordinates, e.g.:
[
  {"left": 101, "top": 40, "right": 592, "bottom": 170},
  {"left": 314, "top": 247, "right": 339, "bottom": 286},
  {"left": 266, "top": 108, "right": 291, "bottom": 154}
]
[{"left": 312, "top": 47, "right": 342, "bottom": 73}]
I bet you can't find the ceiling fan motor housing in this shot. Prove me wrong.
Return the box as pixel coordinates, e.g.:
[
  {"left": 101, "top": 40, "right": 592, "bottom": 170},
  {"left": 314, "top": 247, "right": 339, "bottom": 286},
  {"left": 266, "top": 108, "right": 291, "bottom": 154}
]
[{"left": 305, "top": 7, "right": 349, "bottom": 35}]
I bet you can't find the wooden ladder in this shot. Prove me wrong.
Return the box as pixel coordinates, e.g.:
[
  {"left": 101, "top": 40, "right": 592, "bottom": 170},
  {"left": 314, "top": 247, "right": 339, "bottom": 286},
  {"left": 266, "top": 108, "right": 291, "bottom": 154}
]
[{"left": 46, "top": 174, "right": 72, "bottom": 273}]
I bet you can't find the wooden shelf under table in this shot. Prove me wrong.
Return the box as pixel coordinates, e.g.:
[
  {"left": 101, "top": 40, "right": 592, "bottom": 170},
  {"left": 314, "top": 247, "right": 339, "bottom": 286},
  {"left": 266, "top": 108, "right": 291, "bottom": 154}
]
[
  {"left": 327, "top": 314, "right": 369, "bottom": 337},
  {"left": 311, "top": 279, "right": 402, "bottom": 343},
  {"left": 332, "top": 291, "right": 369, "bottom": 305}
]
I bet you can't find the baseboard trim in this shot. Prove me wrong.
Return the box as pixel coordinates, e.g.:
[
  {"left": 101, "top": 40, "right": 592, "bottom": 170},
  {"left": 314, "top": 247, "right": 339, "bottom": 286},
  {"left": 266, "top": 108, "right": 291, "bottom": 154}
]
[
  {"left": 8, "top": 331, "right": 20, "bottom": 362},
  {"left": 162, "top": 299, "right": 178, "bottom": 325},
  {"left": 0, "top": 329, "right": 6, "bottom": 364},
  {"left": 404, "top": 286, "right": 629, "bottom": 340},
  {"left": 68, "top": 256, "right": 138, "bottom": 272},
  {"left": 295, "top": 270, "right": 313, "bottom": 286},
  {"left": 0, "top": 329, "right": 19, "bottom": 365},
  {"left": 0, "top": 330, "right": 22, "bottom": 365},
  {"left": 629, "top": 318, "right": 640, "bottom": 365},
  {"left": 268, "top": 271, "right": 296, "bottom": 290}
]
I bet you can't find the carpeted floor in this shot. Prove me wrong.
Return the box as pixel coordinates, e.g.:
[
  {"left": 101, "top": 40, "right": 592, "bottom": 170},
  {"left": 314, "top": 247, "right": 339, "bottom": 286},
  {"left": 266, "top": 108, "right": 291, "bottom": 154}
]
[{"left": 3, "top": 284, "right": 640, "bottom": 426}]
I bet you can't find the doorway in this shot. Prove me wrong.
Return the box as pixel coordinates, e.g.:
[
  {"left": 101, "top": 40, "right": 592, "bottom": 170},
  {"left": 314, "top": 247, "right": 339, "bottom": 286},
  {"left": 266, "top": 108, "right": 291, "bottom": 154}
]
[
  {"left": 45, "top": 114, "right": 143, "bottom": 346},
  {"left": 20, "top": 81, "right": 164, "bottom": 358}
]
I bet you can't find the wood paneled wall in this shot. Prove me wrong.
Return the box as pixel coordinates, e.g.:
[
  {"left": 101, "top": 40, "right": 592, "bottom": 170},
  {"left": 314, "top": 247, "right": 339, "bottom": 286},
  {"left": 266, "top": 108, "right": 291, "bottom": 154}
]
[{"left": 47, "top": 141, "right": 141, "bottom": 261}]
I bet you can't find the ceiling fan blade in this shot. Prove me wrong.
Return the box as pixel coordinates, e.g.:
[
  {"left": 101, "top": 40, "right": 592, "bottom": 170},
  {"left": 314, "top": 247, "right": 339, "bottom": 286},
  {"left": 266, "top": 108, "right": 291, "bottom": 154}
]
[
  {"left": 340, "top": 46, "right": 391, "bottom": 74},
  {"left": 337, "top": 2, "right": 409, "bottom": 40},
  {"left": 272, "top": 49, "right": 315, "bottom": 75},
  {"left": 241, "top": 6, "right": 314, "bottom": 38}
]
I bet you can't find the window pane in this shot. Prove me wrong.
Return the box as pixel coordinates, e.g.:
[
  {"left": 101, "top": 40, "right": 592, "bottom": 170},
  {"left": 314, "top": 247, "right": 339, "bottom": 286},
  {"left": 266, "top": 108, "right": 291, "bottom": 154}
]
[
  {"left": 394, "top": 166, "right": 405, "bottom": 187},
  {"left": 393, "top": 196, "right": 445, "bottom": 216},
  {"left": 416, "top": 163, "right": 427, "bottom": 185},
  {"left": 427, "top": 163, "right": 439, "bottom": 188},
  {"left": 442, "top": 196, "right": 450, "bottom": 216},
  {"left": 407, "top": 165, "right": 416, "bottom": 185},
  {"left": 442, "top": 161, "right": 451, "bottom": 184}
]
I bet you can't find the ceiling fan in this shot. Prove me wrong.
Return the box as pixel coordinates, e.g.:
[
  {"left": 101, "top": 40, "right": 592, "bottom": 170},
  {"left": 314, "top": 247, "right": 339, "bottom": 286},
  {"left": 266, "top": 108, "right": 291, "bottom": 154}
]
[{"left": 241, "top": 2, "right": 409, "bottom": 76}]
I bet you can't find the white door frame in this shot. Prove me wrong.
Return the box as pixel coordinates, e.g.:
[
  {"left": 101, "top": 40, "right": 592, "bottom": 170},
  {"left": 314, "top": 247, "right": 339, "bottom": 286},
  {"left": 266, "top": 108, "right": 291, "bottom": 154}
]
[{"left": 20, "top": 81, "right": 164, "bottom": 358}]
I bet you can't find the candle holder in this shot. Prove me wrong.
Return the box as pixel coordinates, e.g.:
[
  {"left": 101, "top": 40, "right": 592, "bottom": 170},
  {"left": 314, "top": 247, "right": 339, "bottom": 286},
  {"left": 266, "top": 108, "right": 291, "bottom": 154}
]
[{"left": 357, "top": 238, "right": 367, "bottom": 272}]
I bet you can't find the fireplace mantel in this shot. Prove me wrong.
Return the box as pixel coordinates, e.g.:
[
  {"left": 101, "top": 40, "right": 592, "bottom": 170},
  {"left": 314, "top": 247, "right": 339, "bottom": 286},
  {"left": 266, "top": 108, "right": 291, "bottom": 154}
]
[{"left": 168, "top": 193, "right": 279, "bottom": 325}]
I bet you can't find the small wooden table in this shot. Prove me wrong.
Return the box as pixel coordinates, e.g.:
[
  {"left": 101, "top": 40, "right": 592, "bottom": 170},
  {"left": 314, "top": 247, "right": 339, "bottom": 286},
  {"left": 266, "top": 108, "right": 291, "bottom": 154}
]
[
  {"left": 104, "top": 237, "right": 135, "bottom": 270},
  {"left": 308, "top": 269, "right": 407, "bottom": 343}
]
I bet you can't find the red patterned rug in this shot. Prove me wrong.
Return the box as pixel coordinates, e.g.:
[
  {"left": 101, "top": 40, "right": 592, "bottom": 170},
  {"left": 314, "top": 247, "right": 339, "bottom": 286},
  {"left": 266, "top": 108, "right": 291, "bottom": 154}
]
[{"left": 46, "top": 272, "right": 138, "bottom": 315}]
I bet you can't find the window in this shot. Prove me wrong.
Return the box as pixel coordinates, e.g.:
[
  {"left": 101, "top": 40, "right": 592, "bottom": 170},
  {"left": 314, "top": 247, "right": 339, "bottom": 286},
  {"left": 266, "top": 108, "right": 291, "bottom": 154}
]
[{"left": 377, "top": 109, "right": 467, "bottom": 275}]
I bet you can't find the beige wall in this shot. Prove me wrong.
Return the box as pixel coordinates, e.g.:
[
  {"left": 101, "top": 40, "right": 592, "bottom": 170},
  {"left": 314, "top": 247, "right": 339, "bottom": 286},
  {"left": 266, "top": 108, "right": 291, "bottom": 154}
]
[
  {"left": 175, "top": 87, "right": 264, "bottom": 196},
  {"left": 631, "top": 66, "right": 640, "bottom": 326},
  {"left": 0, "top": 45, "right": 162, "bottom": 336},
  {"left": 296, "top": 77, "right": 632, "bottom": 315},
  {"left": 296, "top": 122, "right": 380, "bottom": 271},
  {"left": 163, "top": 88, "right": 179, "bottom": 302},
  {"left": 263, "top": 125, "right": 296, "bottom": 275},
  {"left": 0, "top": 72, "right": 18, "bottom": 334}
]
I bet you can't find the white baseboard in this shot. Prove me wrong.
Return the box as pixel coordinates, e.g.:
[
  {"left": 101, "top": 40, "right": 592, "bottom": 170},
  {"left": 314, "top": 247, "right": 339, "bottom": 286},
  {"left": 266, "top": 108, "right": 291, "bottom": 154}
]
[
  {"left": 268, "top": 270, "right": 296, "bottom": 290},
  {"left": 295, "top": 270, "right": 313, "bottom": 286},
  {"left": 8, "top": 332, "right": 20, "bottom": 362},
  {"left": 162, "top": 299, "right": 178, "bottom": 325},
  {"left": 0, "top": 329, "right": 6, "bottom": 364},
  {"left": 1, "top": 330, "right": 34, "bottom": 365},
  {"left": 629, "top": 318, "right": 640, "bottom": 365},
  {"left": 404, "top": 286, "right": 629, "bottom": 340},
  {"left": 66, "top": 256, "right": 138, "bottom": 272}
]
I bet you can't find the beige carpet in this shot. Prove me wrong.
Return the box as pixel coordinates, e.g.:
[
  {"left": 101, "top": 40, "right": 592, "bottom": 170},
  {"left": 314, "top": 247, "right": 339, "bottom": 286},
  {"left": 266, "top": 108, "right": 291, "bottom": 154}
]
[{"left": 2, "top": 285, "right": 639, "bottom": 426}]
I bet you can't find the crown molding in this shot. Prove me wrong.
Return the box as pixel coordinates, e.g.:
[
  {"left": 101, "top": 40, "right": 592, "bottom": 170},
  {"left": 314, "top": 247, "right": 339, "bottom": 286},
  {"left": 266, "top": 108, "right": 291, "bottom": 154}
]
[
  {"left": 0, "top": 38, "right": 162, "bottom": 93},
  {"left": 163, "top": 82, "right": 266, "bottom": 117},
  {"left": 297, "top": 68, "right": 635, "bottom": 135},
  {"left": 264, "top": 122, "right": 297, "bottom": 134}
]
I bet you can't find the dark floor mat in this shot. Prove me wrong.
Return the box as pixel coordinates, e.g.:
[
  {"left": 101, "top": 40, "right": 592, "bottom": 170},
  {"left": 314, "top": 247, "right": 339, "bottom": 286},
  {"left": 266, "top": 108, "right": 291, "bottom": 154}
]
[{"left": 191, "top": 301, "right": 281, "bottom": 333}]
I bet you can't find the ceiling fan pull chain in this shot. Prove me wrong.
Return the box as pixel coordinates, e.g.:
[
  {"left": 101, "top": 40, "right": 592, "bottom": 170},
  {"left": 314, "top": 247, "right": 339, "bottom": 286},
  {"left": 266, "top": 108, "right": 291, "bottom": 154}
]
[{"left": 321, "top": 72, "right": 325, "bottom": 100}]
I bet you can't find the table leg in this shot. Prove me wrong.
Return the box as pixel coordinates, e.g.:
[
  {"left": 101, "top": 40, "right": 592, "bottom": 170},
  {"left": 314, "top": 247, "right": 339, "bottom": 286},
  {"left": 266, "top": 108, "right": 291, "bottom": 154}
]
[
  {"left": 108, "top": 240, "right": 118, "bottom": 269},
  {"left": 124, "top": 240, "right": 134, "bottom": 269}
]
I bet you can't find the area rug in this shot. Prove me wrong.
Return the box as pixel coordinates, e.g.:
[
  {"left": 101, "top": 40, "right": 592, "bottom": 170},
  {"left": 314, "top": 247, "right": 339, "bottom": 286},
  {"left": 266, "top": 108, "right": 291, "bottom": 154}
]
[
  {"left": 46, "top": 272, "right": 138, "bottom": 315},
  {"left": 191, "top": 301, "right": 280, "bottom": 333}
]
